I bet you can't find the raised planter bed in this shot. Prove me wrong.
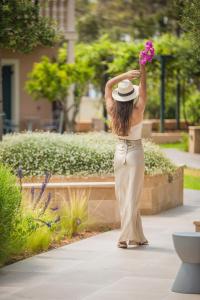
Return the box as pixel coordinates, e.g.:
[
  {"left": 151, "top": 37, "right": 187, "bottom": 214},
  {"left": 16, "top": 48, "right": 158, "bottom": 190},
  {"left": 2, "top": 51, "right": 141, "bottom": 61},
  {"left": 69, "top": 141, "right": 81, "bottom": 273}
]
[
  {"left": 150, "top": 119, "right": 190, "bottom": 131},
  {"left": 194, "top": 221, "right": 200, "bottom": 232},
  {"left": 22, "top": 166, "right": 184, "bottom": 226},
  {"left": 151, "top": 132, "right": 183, "bottom": 144},
  {"left": 189, "top": 126, "right": 200, "bottom": 154}
]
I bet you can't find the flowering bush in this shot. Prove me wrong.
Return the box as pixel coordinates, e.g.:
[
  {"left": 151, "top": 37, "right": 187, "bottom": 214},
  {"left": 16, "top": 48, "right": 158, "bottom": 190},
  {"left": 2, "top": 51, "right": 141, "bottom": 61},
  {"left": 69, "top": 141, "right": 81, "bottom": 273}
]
[{"left": 0, "top": 132, "right": 177, "bottom": 177}]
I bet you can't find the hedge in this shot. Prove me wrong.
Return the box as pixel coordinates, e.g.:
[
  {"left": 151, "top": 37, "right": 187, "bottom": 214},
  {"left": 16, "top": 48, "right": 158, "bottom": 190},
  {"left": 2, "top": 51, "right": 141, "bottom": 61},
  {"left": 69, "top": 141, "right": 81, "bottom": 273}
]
[{"left": 0, "top": 132, "right": 177, "bottom": 176}]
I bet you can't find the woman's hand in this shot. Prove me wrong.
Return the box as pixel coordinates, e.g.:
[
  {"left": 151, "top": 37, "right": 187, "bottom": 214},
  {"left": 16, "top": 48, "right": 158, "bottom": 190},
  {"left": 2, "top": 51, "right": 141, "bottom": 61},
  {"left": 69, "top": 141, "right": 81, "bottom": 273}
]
[{"left": 125, "top": 70, "right": 140, "bottom": 80}]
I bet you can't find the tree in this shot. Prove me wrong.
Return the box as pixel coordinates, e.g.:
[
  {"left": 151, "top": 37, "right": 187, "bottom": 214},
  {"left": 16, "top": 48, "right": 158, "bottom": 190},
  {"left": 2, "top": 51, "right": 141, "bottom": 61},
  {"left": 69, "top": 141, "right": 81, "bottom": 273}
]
[
  {"left": 76, "top": 34, "right": 200, "bottom": 125},
  {"left": 108, "top": 33, "right": 200, "bottom": 124},
  {"left": 27, "top": 33, "right": 200, "bottom": 129},
  {"left": 0, "top": 0, "right": 60, "bottom": 53},
  {"left": 176, "top": 0, "right": 200, "bottom": 59},
  {"left": 26, "top": 44, "right": 92, "bottom": 132},
  {"left": 0, "top": 0, "right": 61, "bottom": 140},
  {"left": 76, "top": 0, "right": 180, "bottom": 42},
  {"left": 76, "top": 36, "right": 118, "bottom": 130}
]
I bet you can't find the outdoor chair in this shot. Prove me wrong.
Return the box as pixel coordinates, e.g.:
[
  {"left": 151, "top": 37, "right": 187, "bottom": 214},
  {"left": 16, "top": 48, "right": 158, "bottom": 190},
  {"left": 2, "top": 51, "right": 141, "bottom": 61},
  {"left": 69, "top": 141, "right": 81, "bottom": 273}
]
[
  {"left": 41, "top": 119, "right": 60, "bottom": 132},
  {"left": 172, "top": 232, "right": 200, "bottom": 294},
  {"left": 3, "top": 118, "right": 19, "bottom": 134}
]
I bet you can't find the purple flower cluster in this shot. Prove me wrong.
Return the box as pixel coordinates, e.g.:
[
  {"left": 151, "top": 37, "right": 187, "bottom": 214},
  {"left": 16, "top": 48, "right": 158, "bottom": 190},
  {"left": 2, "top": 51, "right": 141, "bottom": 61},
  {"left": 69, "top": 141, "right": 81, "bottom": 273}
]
[{"left": 139, "top": 40, "right": 155, "bottom": 65}]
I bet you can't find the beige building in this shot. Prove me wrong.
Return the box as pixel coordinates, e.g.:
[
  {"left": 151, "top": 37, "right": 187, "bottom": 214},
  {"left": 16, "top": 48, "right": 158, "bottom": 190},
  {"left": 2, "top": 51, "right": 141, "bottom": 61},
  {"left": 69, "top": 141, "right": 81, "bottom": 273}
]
[
  {"left": 1, "top": 46, "right": 59, "bottom": 131},
  {"left": 1, "top": 0, "right": 100, "bottom": 132}
]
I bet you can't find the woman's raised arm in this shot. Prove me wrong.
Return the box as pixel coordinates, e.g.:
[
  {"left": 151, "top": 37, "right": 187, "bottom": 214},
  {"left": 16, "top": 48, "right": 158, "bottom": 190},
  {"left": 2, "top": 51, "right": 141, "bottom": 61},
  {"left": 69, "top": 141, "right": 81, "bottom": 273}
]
[
  {"left": 135, "top": 64, "right": 147, "bottom": 112},
  {"left": 104, "top": 70, "right": 140, "bottom": 112}
]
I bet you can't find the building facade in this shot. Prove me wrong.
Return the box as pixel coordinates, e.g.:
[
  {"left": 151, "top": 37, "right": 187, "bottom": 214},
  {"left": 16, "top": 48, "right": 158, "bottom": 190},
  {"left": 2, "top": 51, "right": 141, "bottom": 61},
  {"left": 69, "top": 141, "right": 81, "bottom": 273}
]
[{"left": 1, "top": 0, "right": 84, "bottom": 132}]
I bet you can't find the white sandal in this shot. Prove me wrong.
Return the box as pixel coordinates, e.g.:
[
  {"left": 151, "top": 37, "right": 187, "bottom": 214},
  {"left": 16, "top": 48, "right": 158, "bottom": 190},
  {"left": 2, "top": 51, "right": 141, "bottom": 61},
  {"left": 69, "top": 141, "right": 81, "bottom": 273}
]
[
  {"left": 129, "top": 240, "right": 149, "bottom": 246},
  {"left": 117, "top": 241, "right": 128, "bottom": 248}
]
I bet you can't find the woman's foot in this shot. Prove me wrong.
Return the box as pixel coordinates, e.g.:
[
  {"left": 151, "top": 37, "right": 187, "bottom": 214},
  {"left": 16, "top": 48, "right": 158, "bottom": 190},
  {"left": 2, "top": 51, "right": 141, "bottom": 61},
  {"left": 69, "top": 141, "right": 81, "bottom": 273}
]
[
  {"left": 128, "top": 240, "right": 138, "bottom": 246},
  {"left": 136, "top": 240, "right": 149, "bottom": 246},
  {"left": 129, "top": 239, "right": 149, "bottom": 246},
  {"left": 117, "top": 241, "right": 128, "bottom": 248}
]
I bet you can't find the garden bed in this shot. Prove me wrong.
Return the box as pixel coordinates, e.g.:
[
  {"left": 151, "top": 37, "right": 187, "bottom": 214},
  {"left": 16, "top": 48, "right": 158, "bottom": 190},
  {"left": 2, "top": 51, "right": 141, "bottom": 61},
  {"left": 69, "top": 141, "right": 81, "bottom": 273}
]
[
  {"left": 151, "top": 132, "right": 183, "bottom": 144},
  {"left": 0, "top": 132, "right": 178, "bottom": 177},
  {"left": 0, "top": 132, "right": 183, "bottom": 265},
  {"left": 22, "top": 165, "right": 184, "bottom": 225}
]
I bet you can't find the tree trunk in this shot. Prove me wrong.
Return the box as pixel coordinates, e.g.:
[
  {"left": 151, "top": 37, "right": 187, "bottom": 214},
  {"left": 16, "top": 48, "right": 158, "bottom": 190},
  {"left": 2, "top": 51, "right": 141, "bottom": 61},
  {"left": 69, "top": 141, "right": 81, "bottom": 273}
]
[
  {"left": 60, "top": 101, "right": 76, "bottom": 133},
  {"left": 66, "top": 0, "right": 76, "bottom": 132},
  {"left": 101, "top": 73, "right": 110, "bottom": 132},
  {"left": 71, "top": 95, "right": 81, "bottom": 131}
]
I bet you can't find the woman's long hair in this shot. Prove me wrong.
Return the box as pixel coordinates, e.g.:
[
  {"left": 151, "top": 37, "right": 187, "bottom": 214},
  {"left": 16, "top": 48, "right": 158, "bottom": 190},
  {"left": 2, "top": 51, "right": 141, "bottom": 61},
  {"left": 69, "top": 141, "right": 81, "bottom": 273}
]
[{"left": 109, "top": 99, "right": 135, "bottom": 136}]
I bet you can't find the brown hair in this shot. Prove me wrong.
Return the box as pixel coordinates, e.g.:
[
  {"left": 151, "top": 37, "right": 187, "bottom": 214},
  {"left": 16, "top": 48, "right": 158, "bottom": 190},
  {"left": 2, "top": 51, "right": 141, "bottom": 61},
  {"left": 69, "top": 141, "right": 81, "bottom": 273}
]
[{"left": 109, "top": 99, "right": 135, "bottom": 136}]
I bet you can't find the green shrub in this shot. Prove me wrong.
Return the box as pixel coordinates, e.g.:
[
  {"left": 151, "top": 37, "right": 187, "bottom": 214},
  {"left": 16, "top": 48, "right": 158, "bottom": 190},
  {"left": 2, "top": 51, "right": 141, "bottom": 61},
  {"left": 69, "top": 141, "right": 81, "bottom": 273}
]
[
  {"left": 24, "top": 187, "right": 90, "bottom": 252},
  {"left": 0, "top": 132, "right": 177, "bottom": 177},
  {"left": 184, "top": 90, "right": 200, "bottom": 125},
  {"left": 0, "top": 164, "right": 22, "bottom": 264},
  {"left": 181, "top": 132, "right": 189, "bottom": 152},
  {"left": 59, "top": 189, "right": 89, "bottom": 239},
  {"left": 25, "top": 226, "right": 52, "bottom": 253},
  {"left": 142, "top": 140, "right": 177, "bottom": 175}
]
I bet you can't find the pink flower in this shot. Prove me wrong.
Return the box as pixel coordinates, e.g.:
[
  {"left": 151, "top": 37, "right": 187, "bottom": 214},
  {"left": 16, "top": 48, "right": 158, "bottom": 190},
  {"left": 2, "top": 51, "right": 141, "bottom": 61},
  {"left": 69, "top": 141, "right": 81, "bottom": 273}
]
[
  {"left": 139, "top": 40, "right": 155, "bottom": 65},
  {"left": 145, "top": 40, "right": 153, "bottom": 49}
]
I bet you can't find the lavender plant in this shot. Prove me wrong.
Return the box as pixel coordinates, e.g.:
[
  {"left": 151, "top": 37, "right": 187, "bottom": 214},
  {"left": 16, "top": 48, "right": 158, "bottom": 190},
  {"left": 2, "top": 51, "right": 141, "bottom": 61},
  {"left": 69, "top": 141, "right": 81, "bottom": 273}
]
[{"left": 15, "top": 167, "right": 62, "bottom": 252}]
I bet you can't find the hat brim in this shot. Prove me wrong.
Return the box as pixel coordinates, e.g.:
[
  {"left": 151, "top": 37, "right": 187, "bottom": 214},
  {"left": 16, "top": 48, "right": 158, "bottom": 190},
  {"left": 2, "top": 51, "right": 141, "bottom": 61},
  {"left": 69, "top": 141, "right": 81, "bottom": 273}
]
[{"left": 112, "top": 85, "right": 139, "bottom": 102}]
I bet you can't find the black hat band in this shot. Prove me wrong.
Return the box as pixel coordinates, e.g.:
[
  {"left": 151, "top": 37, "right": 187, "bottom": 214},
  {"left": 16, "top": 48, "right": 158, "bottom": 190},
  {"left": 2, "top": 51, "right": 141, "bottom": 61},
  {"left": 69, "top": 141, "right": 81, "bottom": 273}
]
[{"left": 118, "top": 88, "right": 135, "bottom": 97}]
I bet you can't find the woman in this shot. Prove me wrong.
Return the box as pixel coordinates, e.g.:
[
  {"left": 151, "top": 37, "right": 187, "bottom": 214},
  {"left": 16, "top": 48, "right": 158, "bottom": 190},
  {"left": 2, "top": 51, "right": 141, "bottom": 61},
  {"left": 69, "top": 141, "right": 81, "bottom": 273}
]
[{"left": 105, "top": 64, "right": 148, "bottom": 249}]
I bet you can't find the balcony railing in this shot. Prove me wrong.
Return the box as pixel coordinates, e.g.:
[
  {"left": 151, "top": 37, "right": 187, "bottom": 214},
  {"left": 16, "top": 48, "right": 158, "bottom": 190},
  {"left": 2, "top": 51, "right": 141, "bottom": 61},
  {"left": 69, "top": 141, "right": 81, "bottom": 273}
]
[{"left": 39, "top": 0, "right": 76, "bottom": 39}]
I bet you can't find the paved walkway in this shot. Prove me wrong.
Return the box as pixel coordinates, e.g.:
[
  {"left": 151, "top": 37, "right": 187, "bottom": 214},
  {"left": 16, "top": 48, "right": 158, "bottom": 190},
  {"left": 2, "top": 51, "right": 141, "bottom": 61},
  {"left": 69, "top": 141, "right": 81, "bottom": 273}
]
[
  {"left": 1, "top": 189, "right": 200, "bottom": 300},
  {"left": 162, "top": 148, "right": 200, "bottom": 169}
]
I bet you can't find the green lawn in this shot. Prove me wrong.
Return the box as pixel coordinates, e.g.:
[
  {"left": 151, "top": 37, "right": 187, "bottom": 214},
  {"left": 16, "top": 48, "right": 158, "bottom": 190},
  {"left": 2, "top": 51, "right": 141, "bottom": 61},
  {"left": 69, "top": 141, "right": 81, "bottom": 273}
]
[
  {"left": 159, "top": 133, "right": 189, "bottom": 152},
  {"left": 159, "top": 141, "right": 187, "bottom": 152},
  {"left": 184, "top": 168, "right": 200, "bottom": 190}
]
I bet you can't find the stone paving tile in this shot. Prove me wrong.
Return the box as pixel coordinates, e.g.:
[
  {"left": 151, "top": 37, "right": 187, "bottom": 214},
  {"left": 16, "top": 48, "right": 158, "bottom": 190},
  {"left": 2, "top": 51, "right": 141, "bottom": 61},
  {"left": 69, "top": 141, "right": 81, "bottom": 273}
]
[
  {"left": 5, "top": 282, "right": 102, "bottom": 300},
  {"left": 184, "top": 189, "right": 200, "bottom": 206},
  {"left": 162, "top": 148, "right": 200, "bottom": 169},
  {"left": 52, "top": 268, "right": 135, "bottom": 286},
  {"left": 0, "top": 270, "right": 51, "bottom": 287},
  {"left": 83, "top": 276, "right": 173, "bottom": 300},
  {"left": 83, "top": 290, "right": 166, "bottom": 300},
  {"left": 0, "top": 287, "right": 23, "bottom": 299},
  {"left": 0, "top": 189, "right": 199, "bottom": 300},
  {"left": 3, "top": 256, "right": 82, "bottom": 273},
  {"left": 163, "top": 291, "right": 200, "bottom": 299},
  {"left": 37, "top": 248, "right": 103, "bottom": 261}
]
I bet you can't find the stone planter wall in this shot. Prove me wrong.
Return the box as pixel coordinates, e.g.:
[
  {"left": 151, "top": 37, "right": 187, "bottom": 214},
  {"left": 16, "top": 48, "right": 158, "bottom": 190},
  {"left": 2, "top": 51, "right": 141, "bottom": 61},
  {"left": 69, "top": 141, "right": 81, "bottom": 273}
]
[
  {"left": 189, "top": 126, "right": 200, "bottom": 153},
  {"left": 150, "top": 119, "right": 190, "bottom": 131},
  {"left": 22, "top": 166, "right": 184, "bottom": 226},
  {"left": 151, "top": 132, "right": 182, "bottom": 144}
]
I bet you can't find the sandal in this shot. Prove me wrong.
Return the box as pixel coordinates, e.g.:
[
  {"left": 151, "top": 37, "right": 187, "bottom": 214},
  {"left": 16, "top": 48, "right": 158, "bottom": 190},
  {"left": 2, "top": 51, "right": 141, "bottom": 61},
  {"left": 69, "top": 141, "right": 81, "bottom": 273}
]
[
  {"left": 128, "top": 240, "right": 138, "bottom": 246},
  {"left": 136, "top": 240, "right": 149, "bottom": 246},
  {"left": 129, "top": 240, "right": 149, "bottom": 246},
  {"left": 117, "top": 241, "right": 128, "bottom": 248}
]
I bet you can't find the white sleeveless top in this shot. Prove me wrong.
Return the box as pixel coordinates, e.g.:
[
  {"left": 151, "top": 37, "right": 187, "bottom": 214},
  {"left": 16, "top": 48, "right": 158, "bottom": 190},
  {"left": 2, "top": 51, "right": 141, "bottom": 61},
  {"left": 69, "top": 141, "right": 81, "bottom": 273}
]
[{"left": 117, "top": 120, "right": 143, "bottom": 140}]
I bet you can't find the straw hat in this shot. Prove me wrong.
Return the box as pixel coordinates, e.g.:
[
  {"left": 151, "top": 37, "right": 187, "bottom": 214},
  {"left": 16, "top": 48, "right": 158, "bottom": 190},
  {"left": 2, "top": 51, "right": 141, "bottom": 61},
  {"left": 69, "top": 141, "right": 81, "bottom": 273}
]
[{"left": 112, "top": 79, "right": 139, "bottom": 102}]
